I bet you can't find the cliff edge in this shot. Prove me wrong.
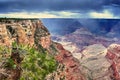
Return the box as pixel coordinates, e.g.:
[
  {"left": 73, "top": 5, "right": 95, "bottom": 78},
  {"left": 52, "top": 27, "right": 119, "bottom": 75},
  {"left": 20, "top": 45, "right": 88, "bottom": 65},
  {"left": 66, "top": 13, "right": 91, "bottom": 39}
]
[{"left": 0, "top": 19, "right": 85, "bottom": 80}]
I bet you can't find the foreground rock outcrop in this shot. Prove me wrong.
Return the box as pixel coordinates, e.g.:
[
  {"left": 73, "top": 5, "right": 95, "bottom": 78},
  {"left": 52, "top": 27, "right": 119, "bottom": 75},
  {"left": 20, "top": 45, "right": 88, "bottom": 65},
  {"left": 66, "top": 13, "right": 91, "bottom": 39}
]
[{"left": 0, "top": 19, "right": 85, "bottom": 80}]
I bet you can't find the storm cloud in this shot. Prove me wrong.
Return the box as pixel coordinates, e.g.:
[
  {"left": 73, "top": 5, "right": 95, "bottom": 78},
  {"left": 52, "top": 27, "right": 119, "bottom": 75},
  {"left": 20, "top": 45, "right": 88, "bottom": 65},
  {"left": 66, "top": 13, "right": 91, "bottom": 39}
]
[{"left": 0, "top": 0, "right": 120, "bottom": 18}]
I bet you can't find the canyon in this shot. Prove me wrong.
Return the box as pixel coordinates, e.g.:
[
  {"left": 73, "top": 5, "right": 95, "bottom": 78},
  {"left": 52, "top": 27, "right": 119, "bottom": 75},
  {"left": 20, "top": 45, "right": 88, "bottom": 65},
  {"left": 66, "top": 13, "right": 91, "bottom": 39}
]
[
  {"left": 0, "top": 18, "right": 120, "bottom": 80},
  {"left": 49, "top": 19, "right": 120, "bottom": 80}
]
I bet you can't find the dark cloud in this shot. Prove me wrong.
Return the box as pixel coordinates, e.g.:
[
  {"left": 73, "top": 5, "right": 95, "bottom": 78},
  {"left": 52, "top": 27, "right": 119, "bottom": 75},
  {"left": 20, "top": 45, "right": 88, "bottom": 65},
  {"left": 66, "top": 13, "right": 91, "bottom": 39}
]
[
  {"left": 110, "top": 0, "right": 120, "bottom": 5},
  {"left": 109, "top": 6, "right": 120, "bottom": 16},
  {"left": 0, "top": 0, "right": 120, "bottom": 18},
  {"left": 0, "top": 0, "right": 118, "bottom": 13}
]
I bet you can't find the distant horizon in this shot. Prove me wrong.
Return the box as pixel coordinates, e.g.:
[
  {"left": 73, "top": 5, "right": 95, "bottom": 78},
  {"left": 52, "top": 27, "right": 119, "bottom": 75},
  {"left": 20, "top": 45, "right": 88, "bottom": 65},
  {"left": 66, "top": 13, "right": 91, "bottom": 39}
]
[{"left": 1, "top": 17, "right": 120, "bottom": 19}]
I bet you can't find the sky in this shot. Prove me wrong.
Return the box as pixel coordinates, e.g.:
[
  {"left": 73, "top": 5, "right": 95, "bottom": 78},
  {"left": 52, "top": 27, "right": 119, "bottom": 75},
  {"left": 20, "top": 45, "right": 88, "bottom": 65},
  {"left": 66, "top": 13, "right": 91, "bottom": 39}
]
[{"left": 0, "top": 0, "right": 120, "bottom": 18}]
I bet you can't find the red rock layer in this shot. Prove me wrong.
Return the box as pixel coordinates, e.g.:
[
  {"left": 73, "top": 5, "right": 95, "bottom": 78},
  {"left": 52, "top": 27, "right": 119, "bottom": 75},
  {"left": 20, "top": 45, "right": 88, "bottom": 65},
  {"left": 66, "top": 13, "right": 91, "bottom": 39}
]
[
  {"left": 55, "top": 43, "right": 85, "bottom": 80},
  {"left": 106, "top": 44, "right": 120, "bottom": 80}
]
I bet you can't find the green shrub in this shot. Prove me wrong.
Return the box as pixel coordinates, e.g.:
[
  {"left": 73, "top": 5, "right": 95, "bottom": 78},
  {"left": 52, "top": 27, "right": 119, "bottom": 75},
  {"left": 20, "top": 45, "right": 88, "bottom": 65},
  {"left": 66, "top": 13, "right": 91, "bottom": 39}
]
[
  {"left": 0, "top": 42, "right": 57, "bottom": 80},
  {"left": 17, "top": 44, "right": 57, "bottom": 80},
  {"left": 0, "top": 46, "right": 11, "bottom": 64}
]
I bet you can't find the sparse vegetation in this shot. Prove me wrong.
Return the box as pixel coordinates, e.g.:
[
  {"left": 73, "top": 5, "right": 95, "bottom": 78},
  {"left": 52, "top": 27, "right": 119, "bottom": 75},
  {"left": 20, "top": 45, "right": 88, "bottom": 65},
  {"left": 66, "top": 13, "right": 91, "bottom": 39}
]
[
  {"left": 0, "top": 46, "right": 11, "bottom": 67},
  {"left": 12, "top": 42, "right": 57, "bottom": 80},
  {"left": 0, "top": 42, "right": 57, "bottom": 80}
]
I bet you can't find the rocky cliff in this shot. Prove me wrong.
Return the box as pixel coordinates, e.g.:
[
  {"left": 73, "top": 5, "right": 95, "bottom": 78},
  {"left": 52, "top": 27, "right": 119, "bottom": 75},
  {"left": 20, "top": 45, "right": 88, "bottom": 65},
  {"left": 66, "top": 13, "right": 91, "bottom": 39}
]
[
  {"left": 0, "top": 19, "right": 51, "bottom": 48},
  {"left": 0, "top": 19, "right": 84, "bottom": 80}
]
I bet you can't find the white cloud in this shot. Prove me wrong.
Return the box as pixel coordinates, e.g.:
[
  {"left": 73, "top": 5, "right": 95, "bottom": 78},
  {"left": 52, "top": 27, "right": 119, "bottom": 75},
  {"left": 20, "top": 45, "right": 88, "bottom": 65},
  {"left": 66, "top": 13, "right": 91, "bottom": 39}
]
[
  {"left": 0, "top": 11, "right": 81, "bottom": 18},
  {"left": 89, "top": 10, "right": 119, "bottom": 18},
  {"left": 55, "top": 11, "right": 81, "bottom": 18},
  {"left": 0, "top": 10, "right": 119, "bottom": 18},
  {"left": 0, "top": 12, "right": 58, "bottom": 18}
]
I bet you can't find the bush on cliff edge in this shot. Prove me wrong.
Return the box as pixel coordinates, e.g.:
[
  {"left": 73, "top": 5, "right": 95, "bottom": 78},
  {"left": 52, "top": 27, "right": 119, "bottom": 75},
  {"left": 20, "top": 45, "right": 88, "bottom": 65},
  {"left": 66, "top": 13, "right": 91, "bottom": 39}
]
[
  {"left": 0, "top": 42, "right": 57, "bottom": 80},
  {"left": 19, "top": 44, "right": 57, "bottom": 80}
]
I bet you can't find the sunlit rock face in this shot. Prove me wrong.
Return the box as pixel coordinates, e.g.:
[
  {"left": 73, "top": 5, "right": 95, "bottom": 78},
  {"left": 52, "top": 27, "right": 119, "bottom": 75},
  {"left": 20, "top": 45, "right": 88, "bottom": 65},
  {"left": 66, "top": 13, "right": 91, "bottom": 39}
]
[
  {"left": 0, "top": 20, "right": 51, "bottom": 49},
  {"left": 34, "top": 20, "right": 51, "bottom": 49},
  {"left": 0, "top": 24, "right": 12, "bottom": 46}
]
